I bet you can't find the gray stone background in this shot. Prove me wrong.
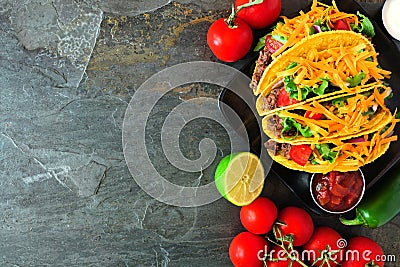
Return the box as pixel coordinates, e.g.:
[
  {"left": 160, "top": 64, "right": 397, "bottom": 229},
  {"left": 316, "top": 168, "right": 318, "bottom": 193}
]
[{"left": 0, "top": 0, "right": 398, "bottom": 266}]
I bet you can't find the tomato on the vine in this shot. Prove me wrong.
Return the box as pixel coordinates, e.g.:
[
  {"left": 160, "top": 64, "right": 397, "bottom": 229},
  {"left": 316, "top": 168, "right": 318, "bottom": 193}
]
[
  {"left": 340, "top": 236, "right": 384, "bottom": 267},
  {"left": 229, "top": 231, "right": 268, "bottom": 267},
  {"left": 303, "top": 226, "right": 344, "bottom": 267},
  {"left": 207, "top": 17, "right": 253, "bottom": 62},
  {"left": 240, "top": 196, "right": 278, "bottom": 234},
  {"left": 235, "top": 0, "right": 282, "bottom": 30},
  {"left": 275, "top": 206, "right": 314, "bottom": 246},
  {"left": 265, "top": 245, "right": 304, "bottom": 267}
]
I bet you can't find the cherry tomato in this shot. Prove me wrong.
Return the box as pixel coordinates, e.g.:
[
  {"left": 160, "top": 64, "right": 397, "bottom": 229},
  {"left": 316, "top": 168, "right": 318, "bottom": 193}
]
[
  {"left": 235, "top": 0, "right": 281, "bottom": 30},
  {"left": 207, "top": 18, "right": 253, "bottom": 62},
  {"left": 334, "top": 19, "right": 350, "bottom": 31},
  {"left": 265, "top": 245, "right": 304, "bottom": 267},
  {"left": 303, "top": 226, "right": 344, "bottom": 267},
  {"left": 289, "top": 145, "right": 313, "bottom": 166},
  {"left": 240, "top": 196, "right": 278, "bottom": 235},
  {"left": 229, "top": 231, "right": 268, "bottom": 267},
  {"left": 277, "top": 87, "right": 299, "bottom": 107},
  {"left": 305, "top": 110, "right": 323, "bottom": 120},
  {"left": 265, "top": 35, "right": 284, "bottom": 54},
  {"left": 340, "top": 236, "right": 384, "bottom": 267},
  {"left": 275, "top": 206, "right": 314, "bottom": 246}
]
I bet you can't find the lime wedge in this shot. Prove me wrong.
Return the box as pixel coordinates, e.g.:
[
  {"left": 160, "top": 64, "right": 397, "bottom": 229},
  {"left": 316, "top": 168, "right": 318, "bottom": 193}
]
[{"left": 215, "top": 152, "right": 265, "bottom": 206}]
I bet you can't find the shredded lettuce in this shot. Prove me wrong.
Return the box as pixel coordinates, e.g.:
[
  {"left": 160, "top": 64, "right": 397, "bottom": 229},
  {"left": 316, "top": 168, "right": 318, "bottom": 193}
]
[
  {"left": 254, "top": 35, "right": 266, "bottom": 51},
  {"left": 332, "top": 95, "right": 351, "bottom": 107},
  {"left": 286, "top": 62, "right": 298, "bottom": 70},
  {"left": 362, "top": 108, "right": 376, "bottom": 117},
  {"left": 284, "top": 76, "right": 329, "bottom": 100},
  {"left": 346, "top": 72, "right": 365, "bottom": 87},
  {"left": 351, "top": 11, "right": 375, "bottom": 37},
  {"left": 313, "top": 78, "right": 330, "bottom": 96},
  {"left": 309, "top": 154, "right": 320, "bottom": 165},
  {"left": 380, "top": 124, "right": 390, "bottom": 135},
  {"left": 283, "top": 76, "right": 311, "bottom": 101},
  {"left": 284, "top": 76, "right": 298, "bottom": 98},
  {"left": 280, "top": 116, "right": 314, "bottom": 139},
  {"left": 272, "top": 34, "right": 287, "bottom": 44},
  {"left": 253, "top": 34, "right": 287, "bottom": 51},
  {"left": 315, "top": 144, "right": 337, "bottom": 163}
]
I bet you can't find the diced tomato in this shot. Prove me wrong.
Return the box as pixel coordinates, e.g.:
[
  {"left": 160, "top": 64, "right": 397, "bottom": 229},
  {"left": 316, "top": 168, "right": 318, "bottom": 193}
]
[
  {"left": 289, "top": 144, "right": 313, "bottom": 166},
  {"left": 346, "top": 192, "right": 359, "bottom": 206},
  {"left": 328, "top": 171, "right": 338, "bottom": 185},
  {"left": 305, "top": 110, "right": 323, "bottom": 119},
  {"left": 331, "top": 183, "right": 350, "bottom": 197},
  {"left": 341, "top": 178, "right": 355, "bottom": 188},
  {"left": 277, "top": 87, "right": 299, "bottom": 107},
  {"left": 330, "top": 195, "right": 342, "bottom": 206},
  {"left": 353, "top": 176, "right": 363, "bottom": 190},
  {"left": 312, "top": 170, "right": 364, "bottom": 212},
  {"left": 265, "top": 35, "right": 283, "bottom": 54},
  {"left": 334, "top": 173, "right": 345, "bottom": 184},
  {"left": 317, "top": 191, "right": 331, "bottom": 206},
  {"left": 334, "top": 19, "right": 350, "bottom": 31}
]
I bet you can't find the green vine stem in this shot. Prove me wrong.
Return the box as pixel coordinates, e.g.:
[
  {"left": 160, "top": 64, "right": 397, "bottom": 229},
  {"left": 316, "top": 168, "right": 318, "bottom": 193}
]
[
  {"left": 226, "top": 0, "right": 264, "bottom": 27},
  {"left": 265, "top": 224, "right": 309, "bottom": 267}
]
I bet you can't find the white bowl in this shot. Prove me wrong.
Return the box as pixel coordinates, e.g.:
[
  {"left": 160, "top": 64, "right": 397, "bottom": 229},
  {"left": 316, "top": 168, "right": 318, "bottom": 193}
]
[{"left": 382, "top": 0, "right": 400, "bottom": 41}]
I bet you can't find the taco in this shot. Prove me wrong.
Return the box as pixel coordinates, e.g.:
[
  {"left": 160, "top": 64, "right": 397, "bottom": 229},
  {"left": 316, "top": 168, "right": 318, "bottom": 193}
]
[
  {"left": 254, "top": 31, "right": 391, "bottom": 116},
  {"left": 250, "top": 0, "right": 376, "bottom": 91},
  {"left": 261, "top": 84, "right": 393, "bottom": 143},
  {"left": 264, "top": 117, "right": 398, "bottom": 173}
]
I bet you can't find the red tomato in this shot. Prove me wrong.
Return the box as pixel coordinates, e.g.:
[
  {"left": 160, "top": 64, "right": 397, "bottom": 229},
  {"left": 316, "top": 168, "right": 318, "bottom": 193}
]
[
  {"left": 303, "top": 226, "right": 344, "bottom": 267},
  {"left": 275, "top": 206, "right": 314, "bottom": 246},
  {"left": 229, "top": 232, "right": 268, "bottom": 267},
  {"left": 207, "top": 18, "right": 253, "bottom": 62},
  {"left": 334, "top": 19, "right": 350, "bottom": 31},
  {"left": 265, "top": 35, "right": 284, "bottom": 54},
  {"left": 305, "top": 110, "right": 322, "bottom": 120},
  {"left": 265, "top": 245, "right": 304, "bottom": 267},
  {"left": 235, "top": 0, "right": 281, "bottom": 30},
  {"left": 240, "top": 196, "right": 278, "bottom": 235},
  {"left": 277, "top": 88, "right": 299, "bottom": 107},
  {"left": 289, "top": 145, "right": 313, "bottom": 166},
  {"left": 341, "top": 236, "right": 384, "bottom": 267}
]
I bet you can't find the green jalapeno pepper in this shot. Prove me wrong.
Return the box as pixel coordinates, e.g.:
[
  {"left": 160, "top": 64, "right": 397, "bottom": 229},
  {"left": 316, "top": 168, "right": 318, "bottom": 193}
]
[{"left": 339, "top": 162, "right": 400, "bottom": 228}]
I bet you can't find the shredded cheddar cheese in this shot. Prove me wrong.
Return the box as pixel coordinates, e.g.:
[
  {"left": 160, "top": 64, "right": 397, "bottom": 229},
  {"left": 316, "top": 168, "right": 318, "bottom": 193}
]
[{"left": 271, "top": 0, "right": 360, "bottom": 58}]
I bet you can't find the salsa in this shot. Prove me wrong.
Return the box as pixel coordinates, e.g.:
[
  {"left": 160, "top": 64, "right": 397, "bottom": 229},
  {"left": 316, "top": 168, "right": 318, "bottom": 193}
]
[{"left": 311, "top": 170, "right": 364, "bottom": 212}]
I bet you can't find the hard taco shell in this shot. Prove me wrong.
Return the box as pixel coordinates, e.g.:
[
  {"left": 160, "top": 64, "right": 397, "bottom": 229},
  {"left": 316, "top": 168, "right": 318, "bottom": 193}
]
[{"left": 254, "top": 30, "right": 377, "bottom": 97}]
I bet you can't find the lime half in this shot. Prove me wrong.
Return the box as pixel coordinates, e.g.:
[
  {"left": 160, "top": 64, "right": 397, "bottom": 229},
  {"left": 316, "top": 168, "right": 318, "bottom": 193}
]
[{"left": 214, "top": 152, "right": 265, "bottom": 206}]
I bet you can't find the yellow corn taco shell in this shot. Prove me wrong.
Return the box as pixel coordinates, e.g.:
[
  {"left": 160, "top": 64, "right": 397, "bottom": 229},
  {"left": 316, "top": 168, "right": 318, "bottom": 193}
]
[
  {"left": 266, "top": 142, "right": 390, "bottom": 174},
  {"left": 262, "top": 109, "right": 392, "bottom": 145},
  {"left": 255, "top": 30, "right": 379, "bottom": 97},
  {"left": 256, "top": 82, "right": 386, "bottom": 117},
  {"left": 265, "top": 122, "right": 397, "bottom": 174},
  {"left": 261, "top": 83, "right": 393, "bottom": 143}
]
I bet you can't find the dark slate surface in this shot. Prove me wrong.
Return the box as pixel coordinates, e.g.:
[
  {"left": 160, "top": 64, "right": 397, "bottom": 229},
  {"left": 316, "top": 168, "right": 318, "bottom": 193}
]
[{"left": 0, "top": 0, "right": 399, "bottom": 266}]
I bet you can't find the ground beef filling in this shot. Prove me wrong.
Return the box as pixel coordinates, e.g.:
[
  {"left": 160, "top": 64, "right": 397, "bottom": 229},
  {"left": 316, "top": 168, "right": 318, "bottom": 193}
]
[
  {"left": 250, "top": 48, "right": 272, "bottom": 91},
  {"left": 267, "top": 114, "right": 298, "bottom": 139},
  {"left": 264, "top": 139, "right": 292, "bottom": 159},
  {"left": 260, "top": 83, "right": 282, "bottom": 111},
  {"left": 267, "top": 115, "right": 283, "bottom": 137}
]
